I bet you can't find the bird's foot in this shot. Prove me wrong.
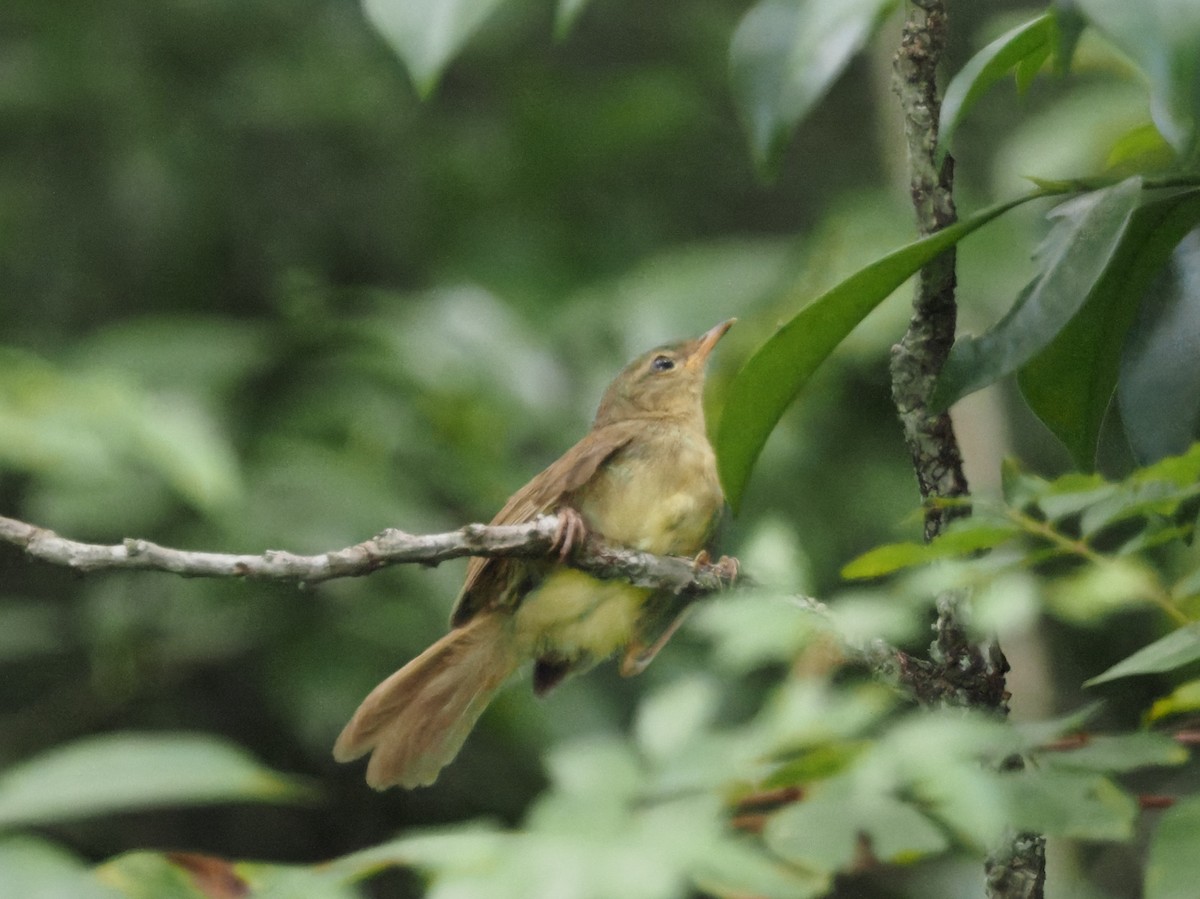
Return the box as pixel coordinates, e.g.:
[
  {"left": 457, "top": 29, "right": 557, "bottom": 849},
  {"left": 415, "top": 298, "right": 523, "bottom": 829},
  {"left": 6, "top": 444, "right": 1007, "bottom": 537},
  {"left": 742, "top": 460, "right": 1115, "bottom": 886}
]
[
  {"left": 693, "top": 550, "right": 739, "bottom": 586},
  {"left": 551, "top": 507, "right": 589, "bottom": 561}
]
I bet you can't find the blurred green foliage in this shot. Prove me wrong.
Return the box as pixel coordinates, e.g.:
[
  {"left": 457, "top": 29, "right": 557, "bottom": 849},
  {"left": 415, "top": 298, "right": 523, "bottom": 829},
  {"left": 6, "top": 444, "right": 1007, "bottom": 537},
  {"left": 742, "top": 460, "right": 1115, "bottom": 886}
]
[{"left": 2, "top": 0, "right": 1199, "bottom": 897}]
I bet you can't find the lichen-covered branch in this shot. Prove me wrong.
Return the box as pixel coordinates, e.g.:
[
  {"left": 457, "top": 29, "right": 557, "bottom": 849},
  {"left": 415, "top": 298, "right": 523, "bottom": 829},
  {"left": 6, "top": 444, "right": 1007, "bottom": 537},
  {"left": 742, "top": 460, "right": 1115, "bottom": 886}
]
[
  {"left": 889, "top": 2, "right": 1044, "bottom": 895},
  {"left": 890, "top": 0, "right": 969, "bottom": 541},
  {"left": 0, "top": 513, "right": 736, "bottom": 596}
]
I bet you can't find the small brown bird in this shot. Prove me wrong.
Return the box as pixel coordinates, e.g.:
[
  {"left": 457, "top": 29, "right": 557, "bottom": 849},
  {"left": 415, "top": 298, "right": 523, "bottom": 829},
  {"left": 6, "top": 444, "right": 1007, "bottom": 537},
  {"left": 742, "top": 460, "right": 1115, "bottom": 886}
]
[{"left": 334, "top": 320, "right": 734, "bottom": 789}]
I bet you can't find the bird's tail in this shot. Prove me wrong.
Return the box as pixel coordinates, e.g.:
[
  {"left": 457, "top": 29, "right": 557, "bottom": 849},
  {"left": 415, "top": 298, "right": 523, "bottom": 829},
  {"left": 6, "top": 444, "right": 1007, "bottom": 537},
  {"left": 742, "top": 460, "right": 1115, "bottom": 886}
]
[{"left": 333, "top": 612, "right": 520, "bottom": 789}]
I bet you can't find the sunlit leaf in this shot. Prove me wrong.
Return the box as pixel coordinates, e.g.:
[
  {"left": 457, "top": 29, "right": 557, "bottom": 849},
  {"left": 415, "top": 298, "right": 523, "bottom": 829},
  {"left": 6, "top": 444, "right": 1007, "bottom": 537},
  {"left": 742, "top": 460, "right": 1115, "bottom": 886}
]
[
  {"left": 363, "top": 0, "right": 511, "bottom": 97},
  {"left": 1148, "top": 678, "right": 1200, "bottom": 723},
  {"left": 729, "top": 0, "right": 899, "bottom": 175},
  {"left": 0, "top": 733, "right": 312, "bottom": 828},
  {"left": 1146, "top": 795, "right": 1200, "bottom": 899},
  {"left": 1077, "top": 0, "right": 1200, "bottom": 162},
  {"left": 717, "top": 193, "right": 1035, "bottom": 510},
  {"left": 935, "top": 177, "right": 1142, "bottom": 413},
  {"left": 938, "top": 13, "right": 1057, "bottom": 159},
  {"left": 1106, "top": 122, "right": 1178, "bottom": 173},
  {"left": 1086, "top": 622, "right": 1200, "bottom": 686},
  {"left": 1020, "top": 187, "right": 1200, "bottom": 469}
]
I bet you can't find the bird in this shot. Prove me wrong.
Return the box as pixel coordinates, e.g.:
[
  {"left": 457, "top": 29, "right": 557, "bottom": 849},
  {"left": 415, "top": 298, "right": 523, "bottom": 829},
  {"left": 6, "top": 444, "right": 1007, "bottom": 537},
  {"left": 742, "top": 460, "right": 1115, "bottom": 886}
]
[{"left": 333, "top": 319, "right": 735, "bottom": 789}]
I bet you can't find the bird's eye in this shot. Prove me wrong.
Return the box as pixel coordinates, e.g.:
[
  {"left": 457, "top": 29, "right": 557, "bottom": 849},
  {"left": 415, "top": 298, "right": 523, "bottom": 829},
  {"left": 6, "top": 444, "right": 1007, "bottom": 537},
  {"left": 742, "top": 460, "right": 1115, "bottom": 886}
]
[{"left": 650, "top": 355, "right": 675, "bottom": 372}]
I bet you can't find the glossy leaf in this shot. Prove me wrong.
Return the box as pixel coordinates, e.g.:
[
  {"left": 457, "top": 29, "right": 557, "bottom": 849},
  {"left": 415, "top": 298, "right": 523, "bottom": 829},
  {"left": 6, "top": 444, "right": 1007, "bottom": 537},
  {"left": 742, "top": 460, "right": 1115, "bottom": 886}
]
[
  {"left": 935, "top": 176, "right": 1143, "bottom": 413},
  {"left": 717, "top": 193, "right": 1035, "bottom": 510},
  {"left": 1146, "top": 795, "right": 1200, "bottom": 899},
  {"left": 1020, "top": 187, "right": 1200, "bottom": 469},
  {"left": 937, "top": 13, "right": 1057, "bottom": 160},
  {"left": 730, "top": 0, "right": 899, "bottom": 175},
  {"left": 1119, "top": 231, "right": 1200, "bottom": 464},
  {"left": 363, "top": 0, "right": 511, "bottom": 97},
  {"left": 1077, "top": 0, "right": 1200, "bottom": 162},
  {"left": 1086, "top": 622, "right": 1200, "bottom": 686},
  {"left": 0, "top": 733, "right": 311, "bottom": 828}
]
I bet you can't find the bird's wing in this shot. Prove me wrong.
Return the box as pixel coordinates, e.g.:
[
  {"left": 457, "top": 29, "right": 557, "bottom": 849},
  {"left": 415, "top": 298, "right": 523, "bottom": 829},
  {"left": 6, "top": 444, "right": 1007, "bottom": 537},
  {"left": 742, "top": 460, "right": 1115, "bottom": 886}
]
[{"left": 449, "top": 421, "right": 639, "bottom": 626}]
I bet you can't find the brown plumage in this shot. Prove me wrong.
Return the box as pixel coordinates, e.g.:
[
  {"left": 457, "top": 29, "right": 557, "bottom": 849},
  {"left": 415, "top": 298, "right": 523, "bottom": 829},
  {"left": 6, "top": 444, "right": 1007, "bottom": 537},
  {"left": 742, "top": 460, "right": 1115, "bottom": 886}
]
[{"left": 333, "top": 320, "right": 734, "bottom": 789}]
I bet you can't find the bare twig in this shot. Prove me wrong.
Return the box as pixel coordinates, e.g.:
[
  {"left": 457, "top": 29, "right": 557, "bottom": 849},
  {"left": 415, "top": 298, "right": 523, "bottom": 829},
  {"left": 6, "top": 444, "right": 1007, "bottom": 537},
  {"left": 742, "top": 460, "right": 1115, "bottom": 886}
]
[{"left": 0, "top": 513, "right": 737, "bottom": 595}]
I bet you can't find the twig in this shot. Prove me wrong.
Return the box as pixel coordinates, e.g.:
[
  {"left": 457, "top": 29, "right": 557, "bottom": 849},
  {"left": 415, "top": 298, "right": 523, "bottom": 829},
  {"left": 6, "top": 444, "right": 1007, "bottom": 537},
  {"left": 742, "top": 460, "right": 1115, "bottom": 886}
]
[{"left": 0, "top": 513, "right": 737, "bottom": 595}]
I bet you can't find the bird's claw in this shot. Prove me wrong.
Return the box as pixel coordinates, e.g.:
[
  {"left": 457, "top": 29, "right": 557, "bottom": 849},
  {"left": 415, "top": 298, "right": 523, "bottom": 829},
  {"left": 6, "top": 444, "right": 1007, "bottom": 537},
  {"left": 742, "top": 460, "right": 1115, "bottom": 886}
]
[
  {"left": 693, "top": 550, "right": 739, "bottom": 586},
  {"left": 551, "top": 507, "right": 588, "bottom": 561}
]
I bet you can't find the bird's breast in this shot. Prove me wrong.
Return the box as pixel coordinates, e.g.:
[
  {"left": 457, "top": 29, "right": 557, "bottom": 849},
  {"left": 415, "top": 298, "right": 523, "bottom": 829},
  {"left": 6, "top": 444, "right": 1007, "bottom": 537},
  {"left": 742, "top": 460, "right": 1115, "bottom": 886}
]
[{"left": 578, "top": 427, "right": 723, "bottom": 557}]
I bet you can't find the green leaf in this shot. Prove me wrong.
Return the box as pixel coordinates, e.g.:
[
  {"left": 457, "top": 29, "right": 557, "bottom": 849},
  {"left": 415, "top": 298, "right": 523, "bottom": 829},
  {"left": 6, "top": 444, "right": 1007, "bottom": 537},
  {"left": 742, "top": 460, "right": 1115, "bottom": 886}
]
[
  {"left": 693, "top": 838, "right": 830, "bottom": 899},
  {"left": 554, "top": 0, "right": 592, "bottom": 39},
  {"left": 729, "top": 0, "right": 899, "bottom": 176},
  {"left": 935, "top": 176, "right": 1143, "bottom": 413},
  {"left": 1106, "top": 122, "right": 1178, "bottom": 172},
  {"left": 1039, "top": 732, "right": 1188, "bottom": 772},
  {"left": 1148, "top": 678, "right": 1200, "bottom": 723},
  {"left": 1119, "top": 232, "right": 1200, "bottom": 464},
  {"left": 95, "top": 852, "right": 211, "bottom": 899},
  {"left": 1146, "top": 795, "right": 1200, "bottom": 899},
  {"left": 716, "top": 192, "right": 1036, "bottom": 510},
  {"left": 840, "top": 521, "right": 1018, "bottom": 579},
  {"left": 362, "top": 0, "right": 512, "bottom": 97},
  {"left": 0, "top": 836, "right": 120, "bottom": 899},
  {"left": 689, "top": 591, "right": 824, "bottom": 672},
  {"left": 1077, "top": 0, "right": 1200, "bottom": 162},
  {"left": 1020, "top": 187, "right": 1200, "bottom": 469},
  {"left": 0, "top": 349, "right": 242, "bottom": 519},
  {"left": 937, "top": 13, "right": 1057, "bottom": 160},
  {"left": 1086, "top": 622, "right": 1200, "bottom": 686},
  {"left": 634, "top": 676, "right": 720, "bottom": 762},
  {"left": 1004, "top": 768, "right": 1136, "bottom": 840},
  {"left": 0, "top": 733, "right": 312, "bottom": 828},
  {"left": 330, "top": 824, "right": 506, "bottom": 879},
  {"left": 1046, "top": 558, "right": 1160, "bottom": 623},
  {"left": 765, "top": 779, "right": 947, "bottom": 871}
]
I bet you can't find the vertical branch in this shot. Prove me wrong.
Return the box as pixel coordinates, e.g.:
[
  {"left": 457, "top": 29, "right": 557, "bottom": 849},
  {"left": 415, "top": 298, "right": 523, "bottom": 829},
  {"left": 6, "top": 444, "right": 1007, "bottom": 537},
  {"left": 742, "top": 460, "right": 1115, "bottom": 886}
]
[
  {"left": 889, "top": 3, "right": 1046, "bottom": 897},
  {"left": 889, "top": 0, "right": 968, "bottom": 540}
]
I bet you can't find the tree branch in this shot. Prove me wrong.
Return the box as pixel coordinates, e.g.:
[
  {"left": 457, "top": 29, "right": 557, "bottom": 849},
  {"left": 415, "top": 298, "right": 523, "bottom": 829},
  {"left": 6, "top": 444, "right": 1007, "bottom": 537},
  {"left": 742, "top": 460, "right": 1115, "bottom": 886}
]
[
  {"left": 889, "top": 3, "right": 1044, "bottom": 895},
  {"left": 0, "top": 513, "right": 737, "bottom": 596}
]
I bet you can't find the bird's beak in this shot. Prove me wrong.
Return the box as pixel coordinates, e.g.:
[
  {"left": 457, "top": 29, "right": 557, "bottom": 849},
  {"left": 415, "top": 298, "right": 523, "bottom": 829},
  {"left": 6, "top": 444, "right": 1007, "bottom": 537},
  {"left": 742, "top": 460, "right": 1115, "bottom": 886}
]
[{"left": 686, "top": 319, "right": 736, "bottom": 370}]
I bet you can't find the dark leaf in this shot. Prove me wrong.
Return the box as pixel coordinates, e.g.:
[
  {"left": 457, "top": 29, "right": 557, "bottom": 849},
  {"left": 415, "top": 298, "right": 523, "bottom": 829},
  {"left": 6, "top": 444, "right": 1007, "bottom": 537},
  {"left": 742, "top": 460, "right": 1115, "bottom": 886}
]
[{"left": 1020, "top": 187, "right": 1200, "bottom": 469}]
